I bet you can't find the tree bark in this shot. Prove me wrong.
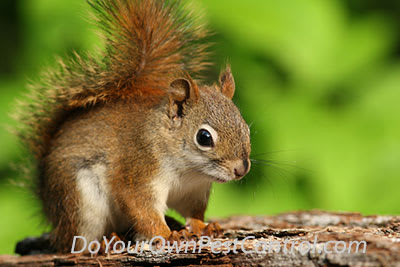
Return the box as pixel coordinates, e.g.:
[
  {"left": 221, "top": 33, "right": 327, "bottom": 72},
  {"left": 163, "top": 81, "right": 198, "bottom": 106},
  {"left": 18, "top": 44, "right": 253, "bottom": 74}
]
[{"left": 1, "top": 210, "right": 399, "bottom": 266}]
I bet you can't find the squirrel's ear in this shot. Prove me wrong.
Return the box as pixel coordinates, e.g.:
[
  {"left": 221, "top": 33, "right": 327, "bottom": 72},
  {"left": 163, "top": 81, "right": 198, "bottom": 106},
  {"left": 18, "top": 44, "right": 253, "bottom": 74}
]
[
  {"left": 169, "top": 77, "right": 199, "bottom": 102},
  {"left": 168, "top": 77, "right": 199, "bottom": 119},
  {"left": 219, "top": 65, "right": 235, "bottom": 99}
]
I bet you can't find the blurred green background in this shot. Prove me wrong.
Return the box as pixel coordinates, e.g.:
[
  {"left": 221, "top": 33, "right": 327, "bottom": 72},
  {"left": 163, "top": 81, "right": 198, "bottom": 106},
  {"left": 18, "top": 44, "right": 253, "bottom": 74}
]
[{"left": 1, "top": 0, "right": 399, "bottom": 255}]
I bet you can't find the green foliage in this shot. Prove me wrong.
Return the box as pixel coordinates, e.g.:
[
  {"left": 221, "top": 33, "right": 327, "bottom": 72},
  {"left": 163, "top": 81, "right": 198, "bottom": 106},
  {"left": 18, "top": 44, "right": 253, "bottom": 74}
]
[{"left": 0, "top": 0, "right": 399, "bottom": 254}]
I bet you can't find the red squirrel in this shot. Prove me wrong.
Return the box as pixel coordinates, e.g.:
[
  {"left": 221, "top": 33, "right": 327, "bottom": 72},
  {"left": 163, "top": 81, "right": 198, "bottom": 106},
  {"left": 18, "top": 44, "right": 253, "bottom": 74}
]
[{"left": 16, "top": 0, "right": 251, "bottom": 252}]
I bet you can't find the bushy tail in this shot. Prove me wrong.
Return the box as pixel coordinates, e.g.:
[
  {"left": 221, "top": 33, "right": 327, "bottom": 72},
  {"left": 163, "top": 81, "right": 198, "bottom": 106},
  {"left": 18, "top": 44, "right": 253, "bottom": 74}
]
[{"left": 15, "top": 0, "right": 210, "bottom": 161}]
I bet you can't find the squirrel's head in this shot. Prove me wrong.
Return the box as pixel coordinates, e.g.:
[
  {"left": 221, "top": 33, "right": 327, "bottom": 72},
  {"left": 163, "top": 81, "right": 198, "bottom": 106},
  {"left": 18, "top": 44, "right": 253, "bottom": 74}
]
[{"left": 166, "top": 66, "right": 251, "bottom": 183}]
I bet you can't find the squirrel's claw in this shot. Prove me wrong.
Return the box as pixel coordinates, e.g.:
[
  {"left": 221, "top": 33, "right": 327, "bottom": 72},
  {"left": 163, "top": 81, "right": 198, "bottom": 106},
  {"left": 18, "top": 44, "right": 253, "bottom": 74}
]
[
  {"left": 187, "top": 218, "right": 224, "bottom": 238},
  {"left": 202, "top": 222, "right": 223, "bottom": 238},
  {"left": 98, "top": 232, "right": 123, "bottom": 255},
  {"left": 168, "top": 229, "right": 198, "bottom": 242}
]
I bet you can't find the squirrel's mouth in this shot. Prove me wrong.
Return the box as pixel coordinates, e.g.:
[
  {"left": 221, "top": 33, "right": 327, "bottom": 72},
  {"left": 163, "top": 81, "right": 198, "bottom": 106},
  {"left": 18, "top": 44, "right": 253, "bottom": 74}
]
[
  {"left": 208, "top": 173, "right": 233, "bottom": 183},
  {"left": 213, "top": 177, "right": 229, "bottom": 183},
  {"left": 201, "top": 165, "right": 233, "bottom": 183}
]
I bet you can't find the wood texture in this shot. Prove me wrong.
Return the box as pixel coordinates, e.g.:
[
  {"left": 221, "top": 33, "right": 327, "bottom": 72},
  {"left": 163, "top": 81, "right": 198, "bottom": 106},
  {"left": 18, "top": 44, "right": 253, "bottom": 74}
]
[{"left": 1, "top": 210, "right": 399, "bottom": 266}]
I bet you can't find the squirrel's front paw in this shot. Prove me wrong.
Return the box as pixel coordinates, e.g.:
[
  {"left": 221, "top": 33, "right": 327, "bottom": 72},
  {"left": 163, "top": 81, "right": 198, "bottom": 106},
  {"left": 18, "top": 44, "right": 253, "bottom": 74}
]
[
  {"left": 187, "top": 219, "right": 224, "bottom": 238},
  {"left": 168, "top": 229, "right": 199, "bottom": 242},
  {"left": 202, "top": 222, "right": 223, "bottom": 238},
  {"left": 99, "top": 232, "right": 124, "bottom": 255}
]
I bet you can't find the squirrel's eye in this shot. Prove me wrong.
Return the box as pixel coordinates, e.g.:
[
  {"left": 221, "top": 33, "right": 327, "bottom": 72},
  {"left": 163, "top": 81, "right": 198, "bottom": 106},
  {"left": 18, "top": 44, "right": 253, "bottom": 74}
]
[
  {"left": 194, "top": 124, "right": 218, "bottom": 151},
  {"left": 196, "top": 129, "right": 213, "bottom": 147}
]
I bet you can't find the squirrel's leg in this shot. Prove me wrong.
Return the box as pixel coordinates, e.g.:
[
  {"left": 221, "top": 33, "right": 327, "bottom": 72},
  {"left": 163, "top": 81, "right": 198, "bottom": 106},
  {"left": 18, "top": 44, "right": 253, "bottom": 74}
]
[
  {"left": 131, "top": 209, "right": 172, "bottom": 240},
  {"left": 115, "top": 192, "right": 172, "bottom": 241},
  {"left": 174, "top": 185, "right": 223, "bottom": 238}
]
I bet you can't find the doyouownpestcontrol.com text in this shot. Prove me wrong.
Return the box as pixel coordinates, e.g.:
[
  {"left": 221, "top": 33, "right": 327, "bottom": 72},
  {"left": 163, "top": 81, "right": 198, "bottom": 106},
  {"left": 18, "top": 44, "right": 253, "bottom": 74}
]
[{"left": 71, "top": 235, "right": 367, "bottom": 255}]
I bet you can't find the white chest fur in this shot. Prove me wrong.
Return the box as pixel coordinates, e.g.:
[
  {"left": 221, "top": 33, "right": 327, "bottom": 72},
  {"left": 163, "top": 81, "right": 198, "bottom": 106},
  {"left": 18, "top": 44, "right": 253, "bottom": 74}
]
[{"left": 151, "top": 160, "right": 211, "bottom": 219}]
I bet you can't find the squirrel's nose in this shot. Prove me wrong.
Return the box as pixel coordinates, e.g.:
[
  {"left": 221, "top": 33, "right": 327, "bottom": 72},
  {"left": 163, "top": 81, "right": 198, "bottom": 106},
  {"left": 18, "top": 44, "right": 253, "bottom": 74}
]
[{"left": 233, "top": 158, "right": 251, "bottom": 179}]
